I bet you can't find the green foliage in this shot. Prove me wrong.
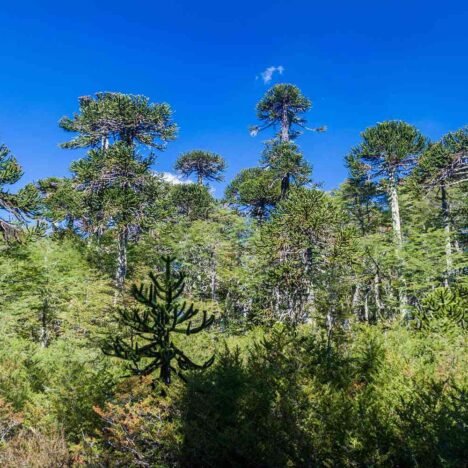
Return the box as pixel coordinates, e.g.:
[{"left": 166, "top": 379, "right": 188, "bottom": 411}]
[
  {"left": 103, "top": 257, "right": 215, "bottom": 385},
  {"left": 354, "top": 120, "right": 427, "bottom": 181},
  {"left": 59, "top": 92, "right": 177, "bottom": 149},
  {"left": 251, "top": 83, "right": 317, "bottom": 140},
  {"left": 0, "top": 144, "right": 41, "bottom": 241},
  {"left": 225, "top": 167, "right": 280, "bottom": 219},
  {"left": 169, "top": 183, "right": 214, "bottom": 220},
  {"left": 261, "top": 140, "right": 311, "bottom": 197},
  {"left": 175, "top": 150, "right": 226, "bottom": 184}
]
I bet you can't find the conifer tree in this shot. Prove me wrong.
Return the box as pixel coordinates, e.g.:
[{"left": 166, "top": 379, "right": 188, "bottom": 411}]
[
  {"left": 60, "top": 93, "right": 177, "bottom": 290},
  {"left": 351, "top": 121, "right": 427, "bottom": 317},
  {"left": 250, "top": 84, "right": 325, "bottom": 142},
  {"left": 261, "top": 141, "right": 311, "bottom": 198},
  {"left": 413, "top": 127, "right": 468, "bottom": 285},
  {"left": 175, "top": 150, "right": 226, "bottom": 185},
  {"left": 0, "top": 144, "right": 41, "bottom": 241},
  {"left": 103, "top": 256, "right": 215, "bottom": 385},
  {"left": 225, "top": 167, "right": 280, "bottom": 220}
]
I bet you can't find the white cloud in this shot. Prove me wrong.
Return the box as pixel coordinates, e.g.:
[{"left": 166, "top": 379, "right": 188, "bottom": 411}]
[
  {"left": 258, "top": 65, "right": 284, "bottom": 84},
  {"left": 159, "top": 172, "right": 191, "bottom": 185}
]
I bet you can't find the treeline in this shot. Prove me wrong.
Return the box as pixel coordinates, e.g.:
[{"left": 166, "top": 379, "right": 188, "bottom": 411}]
[{"left": 0, "top": 85, "right": 466, "bottom": 466}]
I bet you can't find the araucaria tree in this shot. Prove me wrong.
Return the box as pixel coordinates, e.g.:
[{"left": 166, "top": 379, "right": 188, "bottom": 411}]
[
  {"left": 0, "top": 143, "right": 40, "bottom": 241},
  {"left": 175, "top": 150, "right": 226, "bottom": 185},
  {"left": 261, "top": 141, "right": 311, "bottom": 198},
  {"left": 250, "top": 83, "right": 325, "bottom": 142},
  {"left": 60, "top": 92, "right": 177, "bottom": 290},
  {"left": 352, "top": 121, "right": 427, "bottom": 316},
  {"left": 414, "top": 127, "right": 468, "bottom": 284},
  {"left": 103, "top": 256, "right": 215, "bottom": 385}
]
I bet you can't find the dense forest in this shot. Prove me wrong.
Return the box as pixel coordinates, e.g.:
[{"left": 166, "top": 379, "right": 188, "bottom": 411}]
[{"left": 0, "top": 85, "right": 466, "bottom": 467}]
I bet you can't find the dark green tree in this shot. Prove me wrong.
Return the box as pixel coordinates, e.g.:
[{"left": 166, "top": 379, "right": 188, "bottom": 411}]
[
  {"left": 261, "top": 141, "right": 311, "bottom": 198},
  {"left": 169, "top": 183, "right": 214, "bottom": 220},
  {"left": 250, "top": 83, "right": 325, "bottom": 142},
  {"left": 0, "top": 144, "right": 41, "bottom": 241},
  {"left": 103, "top": 256, "right": 215, "bottom": 385},
  {"left": 175, "top": 150, "right": 226, "bottom": 185},
  {"left": 224, "top": 167, "right": 280, "bottom": 220}
]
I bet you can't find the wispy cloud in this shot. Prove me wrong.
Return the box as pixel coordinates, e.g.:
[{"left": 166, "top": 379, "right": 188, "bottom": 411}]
[
  {"left": 159, "top": 172, "right": 191, "bottom": 185},
  {"left": 257, "top": 65, "right": 284, "bottom": 84}
]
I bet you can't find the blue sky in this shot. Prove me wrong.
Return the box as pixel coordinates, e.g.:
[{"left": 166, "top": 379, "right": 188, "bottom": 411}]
[{"left": 0, "top": 0, "right": 467, "bottom": 196}]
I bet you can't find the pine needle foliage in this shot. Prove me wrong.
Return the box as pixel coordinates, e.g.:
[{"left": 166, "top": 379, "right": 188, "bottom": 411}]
[{"left": 103, "top": 256, "right": 215, "bottom": 385}]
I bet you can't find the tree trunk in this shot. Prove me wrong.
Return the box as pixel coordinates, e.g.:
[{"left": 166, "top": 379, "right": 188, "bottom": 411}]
[
  {"left": 115, "top": 227, "right": 128, "bottom": 292},
  {"left": 441, "top": 183, "right": 453, "bottom": 286},
  {"left": 280, "top": 173, "right": 290, "bottom": 199},
  {"left": 388, "top": 172, "right": 408, "bottom": 318},
  {"left": 39, "top": 297, "right": 49, "bottom": 348},
  {"left": 352, "top": 283, "right": 361, "bottom": 318},
  {"left": 281, "top": 105, "right": 289, "bottom": 142},
  {"left": 373, "top": 273, "right": 384, "bottom": 319}
]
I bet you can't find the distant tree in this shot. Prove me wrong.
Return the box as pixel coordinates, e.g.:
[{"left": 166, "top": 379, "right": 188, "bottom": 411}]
[
  {"left": 169, "top": 183, "right": 214, "bottom": 220},
  {"left": 0, "top": 144, "right": 41, "bottom": 241},
  {"left": 225, "top": 167, "right": 280, "bottom": 220},
  {"left": 250, "top": 84, "right": 325, "bottom": 142},
  {"left": 261, "top": 141, "right": 311, "bottom": 198},
  {"left": 103, "top": 256, "right": 215, "bottom": 385},
  {"left": 351, "top": 121, "right": 427, "bottom": 316},
  {"left": 175, "top": 150, "right": 226, "bottom": 185}
]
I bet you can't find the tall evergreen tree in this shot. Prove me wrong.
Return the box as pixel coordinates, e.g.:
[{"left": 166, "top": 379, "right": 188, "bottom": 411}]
[
  {"left": 250, "top": 84, "right": 325, "bottom": 142},
  {"left": 0, "top": 144, "right": 40, "bottom": 241},
  {"left": 60, "top": 93, "right": 177, "bottom": 290},
  {"left": 413, "top": 127, "right": 468, "bottom": 284},
  {"left": 175, "top": 150, "right": 226, "bottom": 185},
  {"left": 351, "top": 121, "right": 427, "bottom": 316},
  {"left": 103, "top": 256, "right": 215, "bottom": 385},
  {"left": 261, "top": 141, "right": 311, "bottom": 198}
]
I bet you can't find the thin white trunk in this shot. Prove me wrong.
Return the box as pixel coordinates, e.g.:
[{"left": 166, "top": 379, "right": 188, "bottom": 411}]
[
  {"left": 388, "top": 172, "right": 408, "bottom": 318},
  {"left": 441, "top": 184, "right": 453, "bottom": 286}
]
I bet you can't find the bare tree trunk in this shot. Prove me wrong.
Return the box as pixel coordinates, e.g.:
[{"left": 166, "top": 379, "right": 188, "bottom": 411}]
[
  {"left": 281, "top": 105, "right": 289, "bottom": 142},
  {"left": 388, "top": 172, "right": 408, "bottom": 318},
  {"left": 352, "top": 283, "right": 361, "bottom": 318},
  {"left": 373, "top": 273, "right": 384, "bottom": 319},
  {"left": 441, "top": 183, "right": 453, "bottom": 286},
  {"left": 115, "top": 227, "right": 128, "bottom": 293}
]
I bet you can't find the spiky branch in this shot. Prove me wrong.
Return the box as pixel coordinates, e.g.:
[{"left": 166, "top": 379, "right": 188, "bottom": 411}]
[{"left": 103, "top": 256, "right": 215, "bottom": 385}]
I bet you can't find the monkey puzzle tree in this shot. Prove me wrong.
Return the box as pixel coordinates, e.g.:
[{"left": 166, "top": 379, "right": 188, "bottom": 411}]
[
  {"left": 250, "top": 83, "right": 325, "bottom": 142},
  {"left": 59, "top": 92, "right": 177, "bottom": 150},
  {"left": 413, "top": 128, "right": 468, "bottom": 285},
  {"left": 71, "top": 142, "right": 165, "bottom": 290},
  {"left": 103, "top": 256, "right": 215, "bottom": 385},
  {"left": 60, "top": 92, "right": 177, "bottom": 290},
  {"left": 225, "top": 167, "right": 280, "bottom": 220},
  {"left": 0, "top": 144, "right": 41, "bottom": 241},
  {"left": 175, "top": 150, "right": 226, "bottom": 185},
  {"left": 351, "top": 121, "right": 427, "bottom": 316},
  {"left": 261, "top": 141, "right": 311, "bottom": 198}
]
